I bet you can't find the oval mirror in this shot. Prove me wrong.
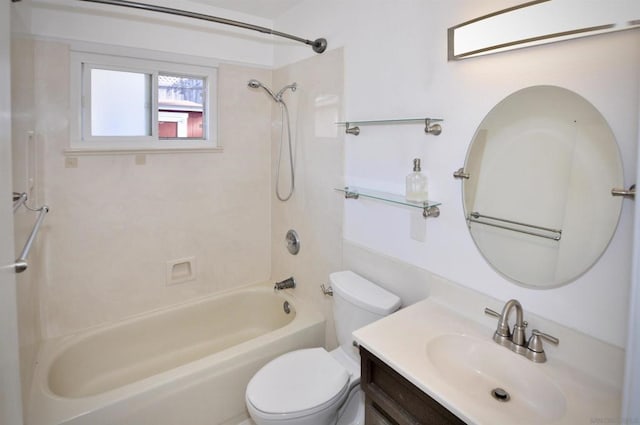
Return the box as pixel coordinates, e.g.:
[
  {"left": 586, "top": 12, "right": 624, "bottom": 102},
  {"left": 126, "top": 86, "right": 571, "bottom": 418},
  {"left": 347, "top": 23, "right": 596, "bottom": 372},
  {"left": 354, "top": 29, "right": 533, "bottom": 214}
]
[{"left": 462, "top": 85, "right": 623, "bottom": 288}]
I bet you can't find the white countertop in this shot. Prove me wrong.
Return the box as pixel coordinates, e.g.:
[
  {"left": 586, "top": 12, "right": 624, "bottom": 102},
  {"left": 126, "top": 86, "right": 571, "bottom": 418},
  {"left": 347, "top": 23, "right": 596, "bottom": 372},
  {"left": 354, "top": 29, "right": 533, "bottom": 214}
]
[{"left": 353, "top": 297, "right": 621, "bottom": 425}]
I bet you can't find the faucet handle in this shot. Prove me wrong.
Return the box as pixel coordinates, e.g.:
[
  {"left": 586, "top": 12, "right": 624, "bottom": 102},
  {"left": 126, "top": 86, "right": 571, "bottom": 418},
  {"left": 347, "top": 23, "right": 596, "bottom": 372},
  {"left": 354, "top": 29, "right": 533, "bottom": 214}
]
[
  {"left": 484, "top": 307, "right": 511, "bottom": 338},
  {"left": 484, "top": 307, "right": 501, "bottom": 319},
  {"left": 484, "top": 307, "right": 512, "bottom": 347},
  {"left": 526, "top": 329, "right": 559, "bottom": 363},
  {"left": 484, "top": 308, "right": 506, "bottom": 331},
  {"left": 530, "top": 329, "right": 559, "bottom": 348}
]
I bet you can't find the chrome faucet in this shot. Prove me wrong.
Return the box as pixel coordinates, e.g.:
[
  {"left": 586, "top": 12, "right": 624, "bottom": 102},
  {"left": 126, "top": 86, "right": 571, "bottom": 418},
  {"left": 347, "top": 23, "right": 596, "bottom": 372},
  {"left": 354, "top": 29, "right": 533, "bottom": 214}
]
[
  {"left": 491, "top": 299, "right": 528, "bottom": 354},
  {"left": 485, "top": 299, "right": 559, "bottom": 362},
  {"left": 274, "top": 277, "right": 296, "bottom": 291}
]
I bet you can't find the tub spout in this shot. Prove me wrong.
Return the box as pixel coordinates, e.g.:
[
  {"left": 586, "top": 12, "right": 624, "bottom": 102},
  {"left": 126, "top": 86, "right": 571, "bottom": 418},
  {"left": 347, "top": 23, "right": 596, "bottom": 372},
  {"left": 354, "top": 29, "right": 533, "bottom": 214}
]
[{"left": 274, "top": 277, "right": 296, "bottom": 291}]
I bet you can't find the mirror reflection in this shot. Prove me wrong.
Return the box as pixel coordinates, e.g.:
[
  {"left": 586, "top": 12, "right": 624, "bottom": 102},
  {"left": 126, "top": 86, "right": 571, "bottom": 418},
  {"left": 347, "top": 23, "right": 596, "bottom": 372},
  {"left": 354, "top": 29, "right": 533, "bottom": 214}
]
[{"left": 463, "top": 86, "right": 623, "bottom": 288}]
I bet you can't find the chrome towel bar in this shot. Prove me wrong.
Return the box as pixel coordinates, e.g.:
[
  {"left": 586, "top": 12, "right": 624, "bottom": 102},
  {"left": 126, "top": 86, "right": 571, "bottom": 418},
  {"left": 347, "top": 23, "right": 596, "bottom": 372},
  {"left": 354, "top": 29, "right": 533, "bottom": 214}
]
[
  {"left": 14, "top": 206, "right": 49, "bottom": 273},
  {"left": 11, "top": 193, "right": 50, "bottom": 273},
  {"left": 467, "top": 211, "right": 562, "bottom": 241}
]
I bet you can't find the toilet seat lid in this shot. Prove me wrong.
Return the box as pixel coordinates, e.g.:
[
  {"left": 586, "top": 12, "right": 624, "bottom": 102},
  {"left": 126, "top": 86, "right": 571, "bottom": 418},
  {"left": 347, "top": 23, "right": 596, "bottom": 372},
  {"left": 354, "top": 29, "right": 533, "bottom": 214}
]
[{"left": 246, "top": 348, "right": 350, "bottom": 415}]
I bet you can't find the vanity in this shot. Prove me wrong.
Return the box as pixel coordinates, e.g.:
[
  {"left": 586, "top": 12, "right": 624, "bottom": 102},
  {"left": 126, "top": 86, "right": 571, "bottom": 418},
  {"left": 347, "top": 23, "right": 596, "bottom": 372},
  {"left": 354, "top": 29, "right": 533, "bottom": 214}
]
[
  {"left": 360, "top": 345, "right": 464, "bottom": 424},
  {"left": 353, "top": 297, "right": 621, "bottom": 425}
]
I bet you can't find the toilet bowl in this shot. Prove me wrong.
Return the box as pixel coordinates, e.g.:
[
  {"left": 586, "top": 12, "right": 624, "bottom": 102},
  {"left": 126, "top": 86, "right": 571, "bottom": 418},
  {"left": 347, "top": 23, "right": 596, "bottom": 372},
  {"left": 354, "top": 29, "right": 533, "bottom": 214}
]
[{"left": 245, "top": 271, "right": 401, "bottom": 425}]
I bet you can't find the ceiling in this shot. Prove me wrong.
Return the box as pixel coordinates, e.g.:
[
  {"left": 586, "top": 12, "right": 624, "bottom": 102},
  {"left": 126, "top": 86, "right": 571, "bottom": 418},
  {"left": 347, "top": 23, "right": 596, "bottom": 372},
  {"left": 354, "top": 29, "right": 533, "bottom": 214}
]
[{"left": 188, "top": 0, "right": 302, "bottom": 19}]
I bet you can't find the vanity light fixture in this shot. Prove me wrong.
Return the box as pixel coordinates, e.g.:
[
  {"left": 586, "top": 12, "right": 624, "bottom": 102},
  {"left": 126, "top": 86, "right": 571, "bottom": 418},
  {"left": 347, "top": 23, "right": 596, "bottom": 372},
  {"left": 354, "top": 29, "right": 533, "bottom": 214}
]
[{"left": 448, "top": 0, "right": 640, "bottom": 60}]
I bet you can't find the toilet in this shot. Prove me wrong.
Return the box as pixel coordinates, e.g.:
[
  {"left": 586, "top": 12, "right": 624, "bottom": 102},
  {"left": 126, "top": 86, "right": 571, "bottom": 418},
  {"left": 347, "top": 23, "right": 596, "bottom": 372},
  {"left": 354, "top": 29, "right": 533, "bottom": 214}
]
[{"left": 245, "top": 271, "right": 401, "bottom": 425}]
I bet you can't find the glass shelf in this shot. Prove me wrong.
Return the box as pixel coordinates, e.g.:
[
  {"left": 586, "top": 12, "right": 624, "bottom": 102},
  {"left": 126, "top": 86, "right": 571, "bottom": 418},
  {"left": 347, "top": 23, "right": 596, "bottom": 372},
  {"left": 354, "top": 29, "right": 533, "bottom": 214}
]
[
  {"left": 335, "top": 186, "right": 441, "bottom": 218},
  {"left": 335, "top": 117, "right": 443, "bottom": 136}
]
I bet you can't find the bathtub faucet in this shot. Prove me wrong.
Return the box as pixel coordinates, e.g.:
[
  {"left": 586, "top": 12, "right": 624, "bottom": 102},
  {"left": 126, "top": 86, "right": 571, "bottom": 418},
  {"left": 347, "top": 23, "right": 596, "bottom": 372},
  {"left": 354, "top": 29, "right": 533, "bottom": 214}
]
[{"left": 274, "top": 277, "right": 296, "bottom": 291}]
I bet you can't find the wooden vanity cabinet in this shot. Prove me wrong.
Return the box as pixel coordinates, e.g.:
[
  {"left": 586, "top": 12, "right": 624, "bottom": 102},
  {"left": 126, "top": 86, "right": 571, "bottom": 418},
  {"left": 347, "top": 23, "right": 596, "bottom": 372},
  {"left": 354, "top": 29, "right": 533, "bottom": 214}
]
[{"left": 360, "top": 346, "right": 466, "bottom": 425}]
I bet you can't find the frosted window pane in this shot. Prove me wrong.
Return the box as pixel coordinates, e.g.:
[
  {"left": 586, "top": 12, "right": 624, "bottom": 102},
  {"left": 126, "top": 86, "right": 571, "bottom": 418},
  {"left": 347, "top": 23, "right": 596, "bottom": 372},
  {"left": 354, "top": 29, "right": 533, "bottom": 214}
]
[{"left": 91, "top": 69, "right": 151, "bottom": 136}]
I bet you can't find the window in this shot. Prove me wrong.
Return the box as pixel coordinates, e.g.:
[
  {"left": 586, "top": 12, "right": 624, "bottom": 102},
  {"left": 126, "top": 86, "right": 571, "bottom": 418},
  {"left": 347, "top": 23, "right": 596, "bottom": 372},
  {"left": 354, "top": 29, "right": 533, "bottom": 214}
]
[{"left": 70, "top": 51, "right": 217, "bottom": 151}]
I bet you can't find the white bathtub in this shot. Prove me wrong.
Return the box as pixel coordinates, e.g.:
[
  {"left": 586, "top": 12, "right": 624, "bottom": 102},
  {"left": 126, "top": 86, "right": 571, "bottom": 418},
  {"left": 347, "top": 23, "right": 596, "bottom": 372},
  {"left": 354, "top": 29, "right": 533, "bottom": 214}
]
[{"left": 28, "top": 283, "right": 325, "bottom": 425}]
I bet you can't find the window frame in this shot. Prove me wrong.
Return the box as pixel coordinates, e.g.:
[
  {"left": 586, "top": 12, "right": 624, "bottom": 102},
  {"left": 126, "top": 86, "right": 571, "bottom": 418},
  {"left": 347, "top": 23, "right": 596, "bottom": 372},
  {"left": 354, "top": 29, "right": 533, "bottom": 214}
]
[{"left": 70, "top": 51, "right": 218, "bottom": 153}]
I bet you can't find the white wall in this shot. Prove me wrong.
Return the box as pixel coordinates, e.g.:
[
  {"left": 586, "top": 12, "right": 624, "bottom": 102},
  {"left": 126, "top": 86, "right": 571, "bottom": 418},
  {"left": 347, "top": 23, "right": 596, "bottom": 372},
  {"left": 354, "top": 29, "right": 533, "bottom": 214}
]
[
  {"left": 275, "top": 0, "right": 639, "bottom": 347},
  {"left": 623, "top": 85, "right": 640, "bottom": 425}
]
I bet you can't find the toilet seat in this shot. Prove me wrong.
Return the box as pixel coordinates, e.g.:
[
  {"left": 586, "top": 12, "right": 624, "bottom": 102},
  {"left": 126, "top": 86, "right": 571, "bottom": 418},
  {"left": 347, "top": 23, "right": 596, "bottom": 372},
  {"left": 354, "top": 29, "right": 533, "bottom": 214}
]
[{"left": 246, "top": 348, "right": 351, "bottom": 420}]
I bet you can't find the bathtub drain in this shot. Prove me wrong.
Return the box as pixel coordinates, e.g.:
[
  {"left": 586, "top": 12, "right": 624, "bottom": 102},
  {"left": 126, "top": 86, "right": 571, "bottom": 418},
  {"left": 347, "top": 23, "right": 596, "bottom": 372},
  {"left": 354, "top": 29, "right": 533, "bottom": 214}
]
[{"left": 283, "top": 301, "right": 291, "bottom": 314}]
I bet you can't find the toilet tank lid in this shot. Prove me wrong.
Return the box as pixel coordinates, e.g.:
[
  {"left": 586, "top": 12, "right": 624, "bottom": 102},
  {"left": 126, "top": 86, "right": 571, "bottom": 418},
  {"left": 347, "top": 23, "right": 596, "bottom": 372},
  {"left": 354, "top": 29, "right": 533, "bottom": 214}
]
[{"left": 329, "top": 271, "right": 401, "bottom": 315}]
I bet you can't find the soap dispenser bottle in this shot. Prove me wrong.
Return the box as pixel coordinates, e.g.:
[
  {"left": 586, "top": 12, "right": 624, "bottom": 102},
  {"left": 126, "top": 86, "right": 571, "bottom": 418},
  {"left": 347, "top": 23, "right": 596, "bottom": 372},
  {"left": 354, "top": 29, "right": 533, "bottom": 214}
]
[{"left": 406, "top": 158, "right": 428, "bottom": 202}]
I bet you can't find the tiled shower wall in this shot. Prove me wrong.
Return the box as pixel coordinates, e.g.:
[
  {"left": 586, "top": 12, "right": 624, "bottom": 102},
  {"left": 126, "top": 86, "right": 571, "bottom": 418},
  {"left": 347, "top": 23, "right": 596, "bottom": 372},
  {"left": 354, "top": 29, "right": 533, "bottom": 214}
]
[
  {"left": 270, "top": 48, "right": 345, "bottom": 348},
  {"left": 22, "top": 39, "right": 274, "bottom": 339}
]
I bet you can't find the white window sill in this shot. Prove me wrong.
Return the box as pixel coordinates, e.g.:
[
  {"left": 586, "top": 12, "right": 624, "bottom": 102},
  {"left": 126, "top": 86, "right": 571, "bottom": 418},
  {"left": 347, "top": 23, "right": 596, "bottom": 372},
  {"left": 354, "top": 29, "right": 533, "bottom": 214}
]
[{"left": 64, "top": 146, "right": 224, "bottom": 156}]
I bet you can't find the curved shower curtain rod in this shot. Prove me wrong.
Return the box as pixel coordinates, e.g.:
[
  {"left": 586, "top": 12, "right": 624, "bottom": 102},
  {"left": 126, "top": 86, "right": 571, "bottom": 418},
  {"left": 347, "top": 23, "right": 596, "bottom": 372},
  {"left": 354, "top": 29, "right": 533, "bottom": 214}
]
[{"left": 76, "top": 0, "right": 328, "bottom": 54}]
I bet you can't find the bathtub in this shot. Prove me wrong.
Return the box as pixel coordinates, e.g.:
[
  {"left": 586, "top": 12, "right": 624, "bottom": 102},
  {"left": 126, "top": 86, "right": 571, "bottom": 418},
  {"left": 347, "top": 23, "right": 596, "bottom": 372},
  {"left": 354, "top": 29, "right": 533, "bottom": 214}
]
[{"left": 28, "top": 283, "right": 325, "bottom": 425}]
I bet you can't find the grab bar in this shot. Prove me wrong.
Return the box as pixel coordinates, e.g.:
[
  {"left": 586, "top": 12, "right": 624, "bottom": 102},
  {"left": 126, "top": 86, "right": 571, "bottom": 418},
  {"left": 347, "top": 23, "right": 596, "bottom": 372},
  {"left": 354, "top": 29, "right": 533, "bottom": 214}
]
[
  {"left": 13, "top": 192, "right": 27, "bottom": 213},
  {"left": 467, "top": 211, "right": 562, "bottom": 241},
  {"left": 13, "top": 205, "right": 49, "bottom": 273}
]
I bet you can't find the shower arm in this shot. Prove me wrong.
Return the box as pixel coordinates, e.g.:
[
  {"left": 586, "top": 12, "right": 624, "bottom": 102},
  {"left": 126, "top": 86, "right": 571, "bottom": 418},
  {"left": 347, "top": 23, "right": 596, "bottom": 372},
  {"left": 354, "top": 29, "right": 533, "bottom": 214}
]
[{"left": 74, "top": 0, "right": 328, "bottom": 54}]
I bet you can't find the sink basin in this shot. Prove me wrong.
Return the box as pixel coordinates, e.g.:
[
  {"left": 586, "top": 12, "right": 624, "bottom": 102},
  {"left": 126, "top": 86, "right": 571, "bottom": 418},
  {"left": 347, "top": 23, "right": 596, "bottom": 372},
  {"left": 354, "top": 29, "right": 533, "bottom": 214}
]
[{"left": 426, "top": 334, "right": 566, "bottom": 424}]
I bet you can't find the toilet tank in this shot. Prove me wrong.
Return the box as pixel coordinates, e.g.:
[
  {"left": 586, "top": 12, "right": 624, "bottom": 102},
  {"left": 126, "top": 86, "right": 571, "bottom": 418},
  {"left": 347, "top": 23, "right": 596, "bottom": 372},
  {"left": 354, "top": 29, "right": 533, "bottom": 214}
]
[{"left": 330, "top": 271, "right": 401, "bottom": 359}]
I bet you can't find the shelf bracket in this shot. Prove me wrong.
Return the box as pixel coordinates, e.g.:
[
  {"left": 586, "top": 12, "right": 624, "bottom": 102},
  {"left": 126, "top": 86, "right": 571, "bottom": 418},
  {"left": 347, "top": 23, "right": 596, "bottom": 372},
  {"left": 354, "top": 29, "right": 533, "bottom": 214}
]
[
  {"left": 611, "top": 184, "right": 635, "bottom": 199},
  {"left": 345, "top": 123, "right": 360, "bottom": 136},
  {"left": 425, "top": 119, "right": 442, "bottom": 136},
  {"left": 344, "top": 189, "right": 360, "bottom": 199},
  {"left": 423, "top": 206, "right": 440, "bottom": 218}
]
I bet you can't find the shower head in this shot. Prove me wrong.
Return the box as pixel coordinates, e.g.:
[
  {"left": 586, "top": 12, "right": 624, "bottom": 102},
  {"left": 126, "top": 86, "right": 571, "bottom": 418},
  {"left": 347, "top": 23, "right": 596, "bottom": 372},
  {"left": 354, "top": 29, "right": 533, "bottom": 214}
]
[
  {"left": 247, "top": 79, "right": 277, "bottom": 101},
  {"left": 247, "top": 79, "right": 297, "bottom": 103}
]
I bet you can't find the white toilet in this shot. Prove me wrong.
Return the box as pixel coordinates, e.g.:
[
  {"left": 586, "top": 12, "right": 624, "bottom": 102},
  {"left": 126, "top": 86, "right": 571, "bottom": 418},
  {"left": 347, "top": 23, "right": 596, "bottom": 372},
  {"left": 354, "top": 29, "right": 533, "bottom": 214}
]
[{"left": 245, "top": 271, "right": 401, "bottom": 425}]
